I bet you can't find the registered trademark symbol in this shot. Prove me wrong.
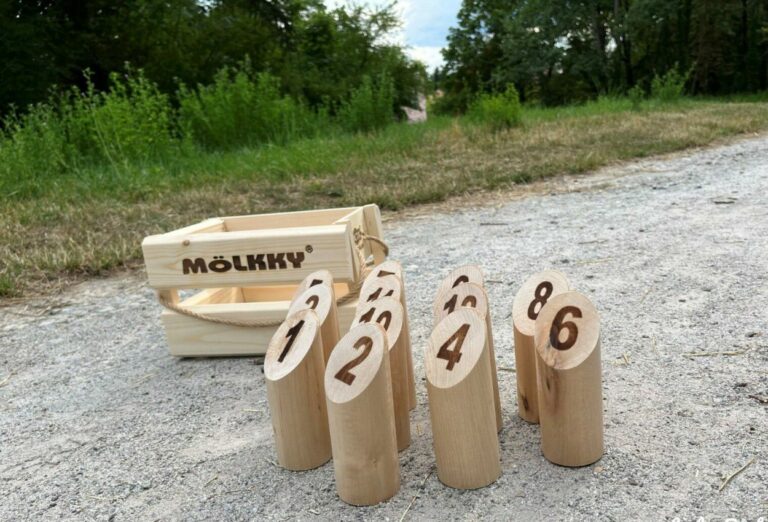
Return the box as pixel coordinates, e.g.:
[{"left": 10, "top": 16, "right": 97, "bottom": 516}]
[{"left": 305, "top": 245, "right": 313, "bottom": 253}]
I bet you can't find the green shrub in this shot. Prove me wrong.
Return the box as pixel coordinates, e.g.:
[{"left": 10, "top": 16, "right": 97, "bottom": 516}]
[
  {"left": 468, "top": 84, "right": 522, "bottom": 131},
  {"left": 627, "top": 84, "right": 645, "bottom": 110},
  {"left": 178, "top": 60, "right": 325, "bottom": 149},
  {"left": 0, "top": 61, "right": 403, "bottom": 201},
  {"left": 70, "top": 70, "right": 175, "bottom": 165},
  {"left": 0, "top": 69, "right": 176, "bottom": 198},
  {"left": 0, "top": 103, "right": 74, "bottom": 197},
  {"left": 337, "top": 73, "right": 396, "bottom": 133},
  {"left": 651, "top": 67, "right": 689, "bottom": 102}
]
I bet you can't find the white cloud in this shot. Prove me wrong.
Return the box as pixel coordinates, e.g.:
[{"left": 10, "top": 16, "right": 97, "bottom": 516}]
[
  {"left": 407, "top": 46, "right": 445, "bottom": 70},
  {"left": 322, "top": 0, "right": 453, "bottom": 69}
]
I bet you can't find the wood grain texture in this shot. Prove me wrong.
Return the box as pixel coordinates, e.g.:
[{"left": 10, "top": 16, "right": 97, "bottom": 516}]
[
  {"left": 534, "top": 291, "right": 603, "bottom": 467},
  {"left": 357, "top": 274, "right": 401, "bottom": 310},
  {"left": 512, "top": 270, "right": 571, "bottom": 424},
  {"left": 325, "top": 323, "right": 400, "bottom": 505},
  {"left": 433, "top": 283, "right": 502, "bottom": 431},
  {"left": 362, "top": 261, "right": 416, "bottom": 410},
  {"left": 433, "top": 265, "right": 484, "bottom": 305},
  {"left": 264, "top": 310, "right": 331, "bottom": 470},
  {"left": 161, "top": 287, "right": 357, "bottom": 357},
  {"left": 290, "top": 269, "right": 335, "bottom": 302},
  {"left": 425, "top": 309, "right": 501, "bottom": 490},
  {"left": 143, "top": 224, "right": 354, "bottom": 289},
  {"left": 288, "top": 284, "right": 340, "bottom": 364},
  {"left": 352, "top": 297, "right": 410, "bottom": 451}
]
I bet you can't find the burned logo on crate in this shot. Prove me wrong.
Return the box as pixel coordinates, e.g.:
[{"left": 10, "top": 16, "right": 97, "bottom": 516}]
[{"left": 181, "top": 246, "right": 311, "bottom": 274}]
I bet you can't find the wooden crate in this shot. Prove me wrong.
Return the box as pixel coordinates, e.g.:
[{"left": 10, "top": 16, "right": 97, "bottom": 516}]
[
  {"left": 142, "top": 205, "right": 384, "bottom": 290},
  {"left": 162, "top": 283, "right": 358, "bottom": 357},
  {"left": 142, "top": 205, "right": 385, "bottom": 356}
]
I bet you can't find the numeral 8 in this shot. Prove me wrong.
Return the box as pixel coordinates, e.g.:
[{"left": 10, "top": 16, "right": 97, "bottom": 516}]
[{"left": 528, "top": 281, "right": 553, "bottom": 320}]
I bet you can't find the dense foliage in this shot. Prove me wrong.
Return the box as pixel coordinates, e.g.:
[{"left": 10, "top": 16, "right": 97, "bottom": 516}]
[
  {"left": 0, "top": 0, "right": 424, "bottom": 116},
  {"left": 438, "top": 0, "right": 768, "bottom": 109}
]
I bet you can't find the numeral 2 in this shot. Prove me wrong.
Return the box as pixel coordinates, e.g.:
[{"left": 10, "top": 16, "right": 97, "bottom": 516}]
[
  {"left": 334, "top": 336, "right": 374, "bottom": 385},
  {"left": 359, "top": 307, "right": 393, "bottom": 330},
  {"left": 305, "top": 294, "right": 320, "bottom": 310},
  {"left": 443, "top": 293, "right": 478, "bottom": 314}
]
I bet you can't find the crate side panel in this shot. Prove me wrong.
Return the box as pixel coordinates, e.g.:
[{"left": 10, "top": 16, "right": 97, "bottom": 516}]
[
  {"left": 222, "top": 207, "right": 358, "bottom": 231},
  {"left": 144, "top": 224, "right": 355, "bottom": 289},
  {"left": 160, "top": 296, "right": 359, "bottom": 357}
]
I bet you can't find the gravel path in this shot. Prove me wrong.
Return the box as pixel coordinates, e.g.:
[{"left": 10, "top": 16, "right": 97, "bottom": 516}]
[{"left": 1, "top": 136, "right": 766, "bottom": 521}]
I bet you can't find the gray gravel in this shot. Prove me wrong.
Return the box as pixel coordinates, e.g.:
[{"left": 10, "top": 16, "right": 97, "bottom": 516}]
[{"left": 1, "top": 136, "right": 767, "bottom": 521}]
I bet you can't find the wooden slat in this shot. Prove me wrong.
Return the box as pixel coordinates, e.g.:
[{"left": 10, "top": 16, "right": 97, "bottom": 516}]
[
  {"left": 221, "top": 208, "right": 357, "bottom": 231},
  {"left": 241, "top": 282, "right": 349, "bottom": 302},
  {"left": 161, "top": 294, "right": 358, "bottom": 357},
  {"left": 143, "top": 224, "right": 355, "bottom": 289},
  {"left": 165, "top": 218, "right": 226, "bottom": 236}
]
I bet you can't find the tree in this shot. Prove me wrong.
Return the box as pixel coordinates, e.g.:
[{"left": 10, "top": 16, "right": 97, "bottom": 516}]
[{"left": 438, "top": 0, "right": 768, "bottom": 108}]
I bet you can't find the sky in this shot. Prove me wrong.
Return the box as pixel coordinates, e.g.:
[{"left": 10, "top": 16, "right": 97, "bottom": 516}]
[{"left": 323, "top": 1, "right": 462, "bottom": 71}]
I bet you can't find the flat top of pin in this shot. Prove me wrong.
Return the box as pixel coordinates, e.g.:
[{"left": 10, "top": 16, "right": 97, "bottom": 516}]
[
  {"left": 291, "top": 269, "right": 333, "bottom": 302},
  {"left": 325, "top": 322, "right": 388, "bottom": 404},
  {"left": 359, "top": 274, "right": 402, "bottom": 307},
  {"left": 369, "top": 260, "right": 402, "bottom": 280},
  {"left": 425, "top": 308, "right": 487, "bottom": 389},
  {"left": 434, "top": 265, "right": 484, "bottom": 303},
  {"left": 288, "top": 284, "right": 333, "bottom": 323},
  {"left": 265, "top": 309, "right": 320, "bottom": 381},
  {"left": 534, "top": 291, "right": 600, "bottom": 370},
  {"left": 513, "top": 269, "right": 571, "bottom": 336},
  {"left": 433, "top": 282, "right": 489, "bottom": 326},
  {"left": 353, "top": 296, "right": 404, "bottom": 351}
]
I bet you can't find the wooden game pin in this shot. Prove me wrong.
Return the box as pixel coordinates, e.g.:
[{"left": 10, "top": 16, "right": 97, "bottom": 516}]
[
  {"left": 288, "top": 283, "right": 340, "bottom": 364},
  {"left": 264, "top": 309, "right": 331, "bottom": 470},
  {"left": 512, "top": 270, "right": 571, "bottom": 424},
  {"left": 433, "top": 282, "right": 502, "bottom": 432},
  {"left": 353, "top": 297, "right": 410, "bottom": 450},
  {"left": 291, "top": 269, "right": 334, "bottom": 302},
  {"left": 357, "top": 274, "right": 402, "bottom": 309},
  {"left": 534, "top": 291, "right": 603, "bottom": 467},
  {"left": 434, "top": 264, "right": 484, "bottom": 304},
  {"left": 361, "top": 261, "right": 417, "bottom": 410},
  {"left": 325, "top": 323, "right": 400, "bottom": 505},
  {"left": 425, "top": 308, "right": 501, "bottom": 489}
]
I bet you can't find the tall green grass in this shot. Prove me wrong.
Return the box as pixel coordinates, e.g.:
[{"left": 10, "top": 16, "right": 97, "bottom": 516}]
[
  {"left": 0, "top": 63, "right": 398, "bottom": 200},
  {"left": 467, "top": 84, "right": 522, "bottom": 131},
  {"left": 177, "top": 62, "right": 331, "bottom": 150}
]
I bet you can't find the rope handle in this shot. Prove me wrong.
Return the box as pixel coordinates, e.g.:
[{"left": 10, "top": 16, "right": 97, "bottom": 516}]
[{"left": 157, "top": 233, "right": 388, "bottom": 327}]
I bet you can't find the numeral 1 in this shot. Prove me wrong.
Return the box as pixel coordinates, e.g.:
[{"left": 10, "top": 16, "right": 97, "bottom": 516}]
[
  {"left": 443, "top": 294, "right": 478, "bottom": 314},
  {"left": 279, "top": 320, "right": 304, "bottom": 362},
  {"left": 359, "top": 307, "right": 393, "bottom": 330},
  {"left": 367, "top": 286, "right": 394, "bottom": 302}
]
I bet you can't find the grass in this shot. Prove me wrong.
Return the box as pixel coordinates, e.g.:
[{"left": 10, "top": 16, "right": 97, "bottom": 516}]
[{"left": 3, "top": 96, "right": 768, "bottom": 297}]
